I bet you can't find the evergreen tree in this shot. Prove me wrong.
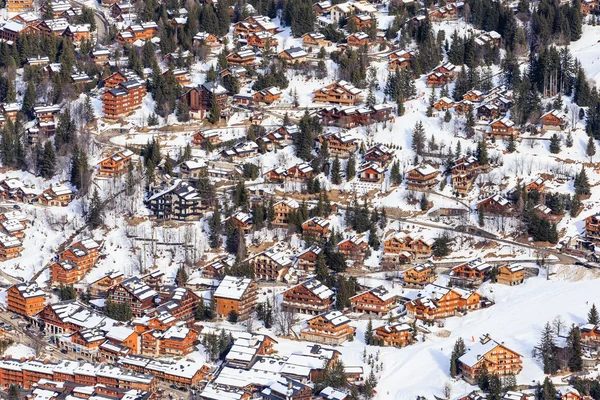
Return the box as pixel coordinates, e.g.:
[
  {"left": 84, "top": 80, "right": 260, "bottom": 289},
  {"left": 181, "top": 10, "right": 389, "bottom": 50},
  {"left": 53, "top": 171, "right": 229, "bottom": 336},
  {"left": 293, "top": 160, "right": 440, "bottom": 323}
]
[
  {"left": 87, "top": 188, "right": 103, "bottom": 229},
  {"left": 365, "top": 318, "right": 374, "bottom": 345},
  {"left": 22, "top": 80, "right": 35, "bottom": 120},
  {"left": 176, "top": 266, "right": 188, "bottom": 287},
  {"left": 476, "top": 140, "right": 489, "bottom": 165},
  {"left": 567, "top": 325, "right": 583, "bottom": 372},
  {"left": 507, "top": 134, "right": 516, "bottom": 153},
  {"left": 8, "top": 384, "right": 19, "bottom": 400},
  {"left": 39, "top": 140, "right": 56, "bottom": 179},
  {"left": 450, "top": 337, "right": 466, "bottom": 378},
  {"left": 539, "top": 321, "right": 559, "bottom": 375},
  {"left": 575, "top": 166, "right": 591, "bottom": 196},
  {"left": 549, "top": 133, "right": 561, "bottom": 154},
  {"left": 478, "top": 363, "right": 490, "bottom": 391},
  {"left": 588, "top": 303, "right": 599, "bottom": 324},
  {"left": 331, "top": 157, "right": 342, "bottom": 184},
  {"left": 84, "top": 95, "right": 94, "bottom": 123},
  {"left": 346, "top": 156, "right": 356, "bottom": 180},
  {"left": 587, "top": 136, "right": 596, "bottom": 161},
  {"left": 412, "top": 121, "right": 426, "bottom": 156},
  {"left": 566, "top": 131, "right": 574, "bottom": 147},
  {"left": 390, "top": 161, "right": 402, "bottom": 185},
  {"left": 207, "top": 94, "right": 220, "bottom": 124},
  {"left": 176, "top": 100, "right": 190, "bottom": 122}
]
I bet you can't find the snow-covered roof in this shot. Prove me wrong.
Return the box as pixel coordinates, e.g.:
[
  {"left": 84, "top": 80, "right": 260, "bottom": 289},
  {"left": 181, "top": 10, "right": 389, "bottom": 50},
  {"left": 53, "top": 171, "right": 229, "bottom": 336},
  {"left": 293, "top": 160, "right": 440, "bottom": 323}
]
[{"left": 214, "top": 276, "right": 254, "bottom": 300}]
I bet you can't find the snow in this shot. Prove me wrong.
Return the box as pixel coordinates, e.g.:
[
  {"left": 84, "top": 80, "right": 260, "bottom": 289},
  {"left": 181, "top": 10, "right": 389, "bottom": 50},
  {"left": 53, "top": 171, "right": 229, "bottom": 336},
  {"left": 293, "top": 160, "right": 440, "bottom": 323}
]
[{"left": 4, "top": 343, "right": 36, "bottom": 359}]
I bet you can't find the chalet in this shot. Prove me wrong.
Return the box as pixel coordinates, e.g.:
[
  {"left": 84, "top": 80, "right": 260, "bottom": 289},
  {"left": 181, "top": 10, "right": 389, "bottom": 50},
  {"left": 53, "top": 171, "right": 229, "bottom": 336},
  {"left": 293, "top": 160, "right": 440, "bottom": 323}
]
[
  {"left": 350, "top": 286, "right": 395, "bottom": 316},
  {"left": 406, "top": 164, "right": 439, "bottom": 190},
  {"left": 319, "top": 104, "right": 395, "bottom": 128},
  {"left": 193, "top": 32, "right": 220, "bottom": 48},
  {"left": 286, "top": 163, "right": 313, "bottom": 182},
  {"left": 525, "top": 177, "right": 546, "bottom": 193},
  {"left": 463, "top": 90, "right": 484, "bottom": 102},
  {"left": 52, "top": 238, "right": 101, "bottom": 285},
  {"left": 7, "top": 282, "right": 45, "bottom": 316},
  {"left": 62, "top": 24, "right": 91, "bottom": 43},
  {"left": 403, "top": 263, "right": 436, "bottom": 287},
  {"left": 582, "top": 0, "right": 598, "bottom": 14},
  {"left": 476, "top": 103, "right": 499, "bottom": 121},
  {"left": 0, "top": 20, "right": 33, "bottom": 43},
  {"left": 10, "top": 12, "right": 39, "bottom": 26},
  {"left": 141, "top": 325, "right": 197, "bottom": 358},
  {"left": 262, "top": 377, "right": 312, "bottom": 400},
  {"left": 164, "top": 69, "right": 191, "bottom": 87},
  {"left": 278, "top": 47, "right": 308, "bottom": 63},
  {"left": 426, "top": 72, "right": 449, "bottom": 88},
  {"left": 302, "top": 32, "right": 330, "bottom": 49},
  {"left": 116, "top": 22, "right": 158, "bottom": 44},
  {"left": 347, "top": 32, "right": 370, "bottom": 47},
  {"left": 89, "top": 271, "right": 124, "bottom": 296},
  {"left": 193, "top": 130, "right": 222, "bottom": 148},
  {"left": 253, "top": 86, "right": 282, "bottom": 104},
  {"left": 226, "top": 211, "right": 254, "bottom": 234},
  {"left": 433, "top": 97, "right": 454, "bottom": 111},
  {"left": 226, "top": 49, "right": 257, "bottom": 67},
  {"left": 110, "top": 2, "right": 134, "bottom": 19},
  {"left": 496, "top": 264, "right": 525, "bottom": 286},
  {"left": 317, "top": 131, "right": 359, "bottom": 158},
  {"left": 296, "top": 246, "right": 323, "bottom": 273},
  {"left": 265, "top": 167, "right": 288, "bottom": 183},
  {"left": 449, "top": 258, "right": 492, "bottom": 287},
  {"left": 313, "top": 81, "right": 363, "bottom": 105},
  {"left": 331, "top": 1, "right": 376, "bottom": 23},
  {"left": 475, "top": 30, "right": 502, "bottom": 47},
  {"left": 107, "top": 277, "right": 157, "bottom": 317},
  {"left": 37, "top": 18, "right": 70, "bottom": 36},
  {"left": 358, "top": 162, "right": 385, "bottom": 184},
  {"left": 365, "top": 144, "right": 394, "bottom": 166},
  {"left": 406, "top": 284, "right": 481, "bottom": 322},
  {"left": 26, "top": 55, "right": 49, "bottom": 66},
  {"left": 0, "top": 103, "right": 19, "bottom": 121},
  {"left": 33, "top": 104, "right": 61, "bottom": 122},
  {"left": 102, "top": 80, "right": 147, "bottom": 120},
  {"left": 383, "top": 231, "right": 435, "bottom": 260},
  {"left": 38, "top": 183, "right": 74, "bottom": 206},
  {"left": 301, "top": 217, "right": 330, "bottom": 238},
  {"left": 581, "top": 324, "right": 600, "bottom": 343},
  {"left": 338, "top": 235, "right": 368, "bottom": 261},
  {"left": 388, "top": 50, "right": 414, "bottom": 71},
  {"left": 300, "top": 310, "right": 355, "bottom": 345},
  {"left": 146, "top": 180, "right": 204, "bottom": 221},
  {"left": 7, "top": 0, "right": 34, "bottom": 13},
  {"left": 313, "top": 0, "right": 333, "bottom": 14},
  {"left": 247, "top": 31, "right": 278, "bottom": 49},
  {"left": 540, "top": 110, "right": 567, "bottom": 131},
  {"left": 201, "top": 256, "right": 233, "bottom": 279},
  {"left": 214, "top": 276, "right": 258, "bottom": 320},
  {"left": 477, "top": 194, "right": 512, "bottom": 215},
  {"left": 585, "top": 214, "right": 600, "bottom": 242},
  {"left": 458, "top": 335, "right": 522, "bottom": 384},
  {"left": 224, "top": 334, "right": 277, "bottom": 368},
  {"left": 178, "top": 160, "right": 206, "bottom": 182},
  {"left": 272, "top": 199, "right": 299, "bottom": 226},
  {"left": 181, "top": 82, "right": 228, "bottom": 120},
  {"left": 247, "top": 246, "right": 293, "bottom": 281},
  {"left": 282, "top": 279, "right": 335, "bottom": 314},
  {"left": 97, "top": 149, "right": 134, "bottom": 177},
  {"left": 429, "top": 2, "right": 462, "bottom": 21},
  {"left": 489, "top": 117, "right": 515, "bottom": 137},
  {"left": 222, "top": 141, "right": 259, "bottom": 161},
  {"left": 373, "top": 322, "right": 412, "bottom": 347}
]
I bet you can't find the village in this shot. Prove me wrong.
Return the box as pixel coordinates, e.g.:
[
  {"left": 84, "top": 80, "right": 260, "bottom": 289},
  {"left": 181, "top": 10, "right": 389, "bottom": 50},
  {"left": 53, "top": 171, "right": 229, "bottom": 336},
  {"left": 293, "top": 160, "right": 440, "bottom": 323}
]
[{"left": 0, "top": 0, "right": 596, "bottom": 399}]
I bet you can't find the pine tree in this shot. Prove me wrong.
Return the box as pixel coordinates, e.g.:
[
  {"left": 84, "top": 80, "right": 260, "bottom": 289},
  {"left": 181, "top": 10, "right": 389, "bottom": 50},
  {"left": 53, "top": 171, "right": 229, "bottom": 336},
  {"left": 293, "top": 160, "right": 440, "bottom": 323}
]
[
  {"left": 412, "top": 121, "right": 426, "bottom": 155},
  {"left": 449, "top": 337, "right": 466, "bottom": 377},
  {"left": 366, "top": 87, "right": 376, "bottom": 107},
  {"left": 390, "top": 161, "right": 402, "bottom": 185},
  {"left": 22, "top": 80, "right": 35, "bottom": 120},
  {"left": 346, "top": 156, "right": 356, "bottom": 180},
  {"left": 70, "top": 145, "right": 82, "bottom": 188},
  {"left": 8, "top": 384, "right": 19, "bottom": 400},
  {"left": 364, "top": 318, "right": 373, "bottom": 345},
  {"left": 176, "top": 100, "right": 190, "bottom": 122},
  {"left": 176, "top": 266, "right": 188, "bottom": 287},
  {"left": 549, "top": 133, "right": 561, "bottom": 154},
  {"left": 539, "top": 321, "right": 559, "bottom": 375},
  {"left": 331, "top": 157, "right": 342, "bottom": 184},
  {"left": 567, "top": 325, "right": 583, "bottom": 372},
  {"left": 39, "top": 140, "right": 56, "bottom": 178},
  {"left": 87, "top": 188, "right": 103, "bottom": 229},
  {"left": 84, "top": 95, "right": 94, "bottom": 123},
  {"left": 507, "top": 134, "right": 516, "bottom": 153},
  {"left": 476, "top": 140, "right": 489, "bottom": 165},
  {"left": 575, "top": 166, "right": 591, "bottom": 196},
  {"left": 207, "top": 94, "right": 220, "bottom": 124},
  {"left": 586, "top": 136, "right": 596, "bottom": 161},
  {"left": 478, "top": 363, "right": 490, "bottom": 391},
  {"left": 588, "top": 303, "right": 599, "bottom": 324},
  {"left": 566, "top": 131, "right": 574, "bottom": 147}
]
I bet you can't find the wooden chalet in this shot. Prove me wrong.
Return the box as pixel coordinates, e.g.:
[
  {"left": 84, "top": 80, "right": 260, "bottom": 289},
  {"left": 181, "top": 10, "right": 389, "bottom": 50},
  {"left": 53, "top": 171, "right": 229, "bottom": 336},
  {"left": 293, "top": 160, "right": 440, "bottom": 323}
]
[
  {"left": 358, "top": 162, "right": 385, "bottom": 184},
  {"left": 107, "top": 277, "right": 157, "bottom": 317},
  {"left": 146, "top": 180, "right": 204, "bottom": 221},
  {"left": 102, "top": 79, "right": 146, "bottom": 120},
  {"left": 7, "top": 0, "right": 34, "bottom": 13},
  {"left": 429, "top": 2, "right": 462, "bottom": 21},
  {"left": 116, "top": 22, "right": 158, "bottom": 44},
  {"left": 286, "top": 163, "right": 313, "bottom": 182},
  {"left": 451, "top": 156, "right": 481, "bottom": 194},
  {"left": 300, "top": 311, "right": 355, "bottom": 345},
  {"left": 313, "top": 0, "right": 333, "bottom": 14},
  {"left": 406, "top": 164, "right": 439, "bottom": 190},
  {"left": 383, "top": 231, "right": 435, "bottom": 260},
  {"left": 226, "top": 211, "right": 253, "bottom": 234},
  {"left": 272, "top": 199, "right": 299, "bottom": 226},
  {"left": 338, "top": 235, "right": 368, "bottom": 261},
  {"left": 585, "top": 214, "right": 600, "bottom": 242},
  {"left": 347, "top": 31, "right": 370, "bottom": 47},
  {"left": 406, "top": 284, "right": 481, "bottom": 322},
  {"left": 388, "top": 50, "right": 414, "bottom": 71},
  {"left": 282, "top": 279, "right": 335, "bottom": 315},
  {"left": 477, "top": 194, "right": 512, "bottom": 215},
  {"left": 463, "top": 90, "right": 484, "bottom": 102},
  {"left": 301, "top": 217, "right": 330, "bottom": 238},
  {"left": 317, "top": 132, "right": 359, "bottom": 158},
  {"left": 193, "top": 130, "right": 222, "bottom": 148},
  {"left": 373, "top": 322, "right": 412, "bottom": 347},
  {"left": 302, "top": 32, "right": 330, "bottom": 49},
  {"left": 403, "top": 263, "right": 436, "bottom": 288},
  {"left": 7, "top": 282, "right": 45, "bottom": 316},
  {"left": 193, "top": 32, "right": 220, "bottom": 48},
  {"left": 458, "top": 335, "right": 522, "bottom": 384},
  {"left": 319, "top": 104, "right": 394, "bottom": 129},
  {"left": 495, "top": 264, "right": 525, "bottom": 286},
  {"left": 365, "top": 144, "right": 394, "bottom": 166},
  {"left": 296, "top": 246, "right": 322, "bottom": 273},
  {"left": 489, "top": 117, "right": 515, "bottom": 137},
  {"left": 226, "top": 49, "right": 257, "bottom": 67},
  {"left": 97, "top": 149, "right": 134, "bottom": 177},
  {"left": 247, "top": 31, "right": 278, "bottom": 49},
  {"left": 581, "top": 0, "right": 599, "bottom": 15},
  {"left": 246, "top": 246, "right": 293, "bottom": 281},
  {"left": 348, "top": 14, "right": 373, "bottom": 31},
  {"left": 312, "top": 81, "right": 363, "bottom": 105},
  {"left": 38, "top": 183, "right": 74, "bottom": 206},
  {"left": 449, "top": 258, "right": 492, "bottom": 287},
  {"left": 476, "top": 103, "right": 500, "bottom": 121},
  {"left": 540, "top": 110, "right": 567, "bottom": 131},
  {"left": 433, "top": 97, "right": 454, "bottom": 111},
  {"left": 581, "top": 324, "right": 600, "bottom": 343},
  {"left": 253, "top": 86, "right": 282, "bottom": 104},
  {"left": 180, "top": 82, "right": 228, "bottom": 121},
  {"left": 349, "top": 286, "right": 396, "bottom": 316},
  {"left": 214, "top": 276, "right": 258, "bottom": 320},
  {"left": 278, "top": 47, "right": 308, "bottom": 63}
]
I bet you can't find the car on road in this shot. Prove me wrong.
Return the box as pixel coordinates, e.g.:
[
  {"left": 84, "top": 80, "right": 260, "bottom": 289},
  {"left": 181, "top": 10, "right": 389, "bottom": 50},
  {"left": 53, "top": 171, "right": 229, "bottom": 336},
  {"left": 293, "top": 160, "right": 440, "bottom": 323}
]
[
  {"left": 10, "top": 315, "right": 19, "bottom": 320},
  {"left": 60, "top": 349, "right": 67, "bottom": 354},
  {"left": 45, "top": 346, "right": 54, "bottom": 352}
]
